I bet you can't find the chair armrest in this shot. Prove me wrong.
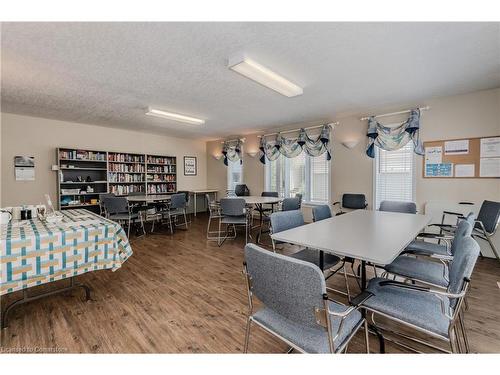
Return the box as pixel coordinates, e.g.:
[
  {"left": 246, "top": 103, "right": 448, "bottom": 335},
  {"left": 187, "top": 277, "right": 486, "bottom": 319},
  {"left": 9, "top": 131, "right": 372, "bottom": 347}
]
[
  {"left": 417, "top": 232, "right": 454, "bottom": 242},
  {"left": 332, "top": 202, "right": 340, "bottom": 206},
  {"left": 443, "top": 210, "right": 464, "bottom": 218},
  {"left": 379, "top": 280, "right": 466, "bottom": 299},
  {"left": 349, "top": 291, "right": 373, "bottom": 307}
]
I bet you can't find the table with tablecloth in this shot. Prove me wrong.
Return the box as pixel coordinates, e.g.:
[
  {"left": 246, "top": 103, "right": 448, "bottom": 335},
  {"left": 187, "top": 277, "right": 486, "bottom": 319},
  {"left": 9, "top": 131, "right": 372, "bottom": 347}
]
[{"left": 0, "top": 209, "right": 132, "bottom": 296}]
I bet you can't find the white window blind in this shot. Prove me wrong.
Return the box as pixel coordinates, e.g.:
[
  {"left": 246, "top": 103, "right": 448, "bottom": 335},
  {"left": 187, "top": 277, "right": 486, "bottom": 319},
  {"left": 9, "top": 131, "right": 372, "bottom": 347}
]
[
  {"left": 227, "top": 159, "right": 243, "bottom": 192},
  {"left": 374, "top": 142, "right": 415, "bottom": 209},
  {"left": 265, "top": 152, "right": 329, "bottom": 204}
]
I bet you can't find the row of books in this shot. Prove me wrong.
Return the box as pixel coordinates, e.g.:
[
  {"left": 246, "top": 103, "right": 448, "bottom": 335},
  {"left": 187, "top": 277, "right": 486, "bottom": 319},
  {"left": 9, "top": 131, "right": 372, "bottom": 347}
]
[
  {"left": 108, "top": 153, "right": 144, "bottom": 163},
  {"left": 147, "top": 165, "right": 176, "bottom": 173},
  {"left": 59, "top": 150, "right": 106, "bottom": 161},
  {"left": 147, "top": 156, "right": 175, "bottom": 165},
  {"left": 109, "top": 185, "right": 145, "bottom": 195},
  {"left": 147, "top": 183, "right": 176, "bottom": 194},
  {"left": 108, "top": 163, "right": 145, "bottom": 172},
  {"left": 108, "top": 173, "right": 145, "bottom": 183},
  {"left": 147, "top": 174, "right": 176, "bottom": 182}
]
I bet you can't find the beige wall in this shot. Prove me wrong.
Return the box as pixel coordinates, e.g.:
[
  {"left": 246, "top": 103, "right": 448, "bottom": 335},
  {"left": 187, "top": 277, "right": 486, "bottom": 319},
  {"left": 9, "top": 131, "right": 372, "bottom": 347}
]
[
  {"left": 1, "top": 113, "right": 207, "bottom": 207},
  {"left": 207, "top": 88, "right": 500, "bottom": 257}
]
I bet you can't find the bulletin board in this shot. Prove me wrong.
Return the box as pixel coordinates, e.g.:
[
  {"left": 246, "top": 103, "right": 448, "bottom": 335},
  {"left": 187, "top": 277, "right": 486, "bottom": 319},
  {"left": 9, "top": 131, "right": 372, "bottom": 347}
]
[{"left": 422, "top": 135, "right": 500, "bottom": 179}]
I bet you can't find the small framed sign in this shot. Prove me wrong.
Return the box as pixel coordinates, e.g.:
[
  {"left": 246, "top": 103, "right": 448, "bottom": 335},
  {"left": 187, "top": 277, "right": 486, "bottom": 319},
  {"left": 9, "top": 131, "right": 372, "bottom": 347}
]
[{"left": 184, "top": 156, "right": 197, "bottom": 176}]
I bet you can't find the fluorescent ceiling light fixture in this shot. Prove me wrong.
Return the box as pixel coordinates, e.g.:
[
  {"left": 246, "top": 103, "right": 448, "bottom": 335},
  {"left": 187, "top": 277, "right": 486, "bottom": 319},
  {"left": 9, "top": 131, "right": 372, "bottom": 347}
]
[
  {"left": 227, "top": 54, "right": 303, "bottom": 97},
  {"left": 146, "top": 107, "right": 205, "bottom": 125}
]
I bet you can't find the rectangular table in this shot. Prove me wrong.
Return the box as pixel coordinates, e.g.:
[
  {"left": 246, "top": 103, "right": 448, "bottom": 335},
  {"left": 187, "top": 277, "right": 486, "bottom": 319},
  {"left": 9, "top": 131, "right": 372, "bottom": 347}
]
[
  {"left": 192, "top": 189, "right": 219, "bottom": 216},
  {"left": 0, "top": 208, "right": 133, "bottom": 327}
]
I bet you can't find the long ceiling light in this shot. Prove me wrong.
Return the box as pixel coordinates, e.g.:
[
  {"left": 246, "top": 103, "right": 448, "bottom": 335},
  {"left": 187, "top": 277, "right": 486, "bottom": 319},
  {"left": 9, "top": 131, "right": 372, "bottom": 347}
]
[
  {"left": 227, "top": 54, "right": 303, "bottom": 97},
  {"left": 145, "top": 107, "right": 205, "bottom": 125}
]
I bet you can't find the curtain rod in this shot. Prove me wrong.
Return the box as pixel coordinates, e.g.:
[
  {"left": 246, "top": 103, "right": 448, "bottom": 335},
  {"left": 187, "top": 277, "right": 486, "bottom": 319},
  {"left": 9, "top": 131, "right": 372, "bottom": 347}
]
[
  {"left": 258, "top": 122, "right": 339, "bottom": 138},
  {"left": 220, "top": 137, "right": 246, "bottom": 144},
  {"left": 360, "top": 106, "right": 430, "bottom": 121}
]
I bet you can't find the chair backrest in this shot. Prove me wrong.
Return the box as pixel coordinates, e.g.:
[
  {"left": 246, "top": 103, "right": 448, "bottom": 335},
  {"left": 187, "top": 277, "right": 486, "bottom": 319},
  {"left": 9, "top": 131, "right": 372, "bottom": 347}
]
[
  {"left": 170, "top": 193, "right": 187, "bottom": 209},
  {"left": 282, "top": 197, "right": 301, "bottom": 211},
  {"left": 234, "top": 184, "right": 250, "bottom": 196},
  {"left": 177, "top": 190, "right": 190, "bottom": 203},
  {"left": 476, "top": 200, "right": 500, "bottom": 234},
  {"left": 102, "top": 197, "right": 129, "bottom": 215},
  {"left": 261, "top": 191, "right": 279, "bottom": 198},
  {"left": 244, "top": 243, "right": 326, "bottom": 329},
  {"left": 270, "top": 210, "right": 304, "bottom": 234},
  {"left": 448, "top": 236, "right": 480, "bottom": 308},
  {"left": 312, "top": 205, "right": 332, "bottom": 222},
  {"left": 450, "top": 218, "right": 473, "bottom": 255},
  {"left": 220, "top": 198, "right": 246, "bottom": 216},
  {"left": 379, "top": 200, "right": 417, "bottom": 214},
  {"left": 342, "top": 193, "right": 367, "bottom": 210}
]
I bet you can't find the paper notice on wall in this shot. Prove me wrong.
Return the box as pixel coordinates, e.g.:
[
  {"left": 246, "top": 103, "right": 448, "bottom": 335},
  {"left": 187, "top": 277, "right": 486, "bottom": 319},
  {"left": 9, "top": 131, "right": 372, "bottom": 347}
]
[
  {"left": 479, "top": 158, "right": 500, "bottom": 177},
  {"left": 425, "top": 163, "right": 453, "bottom": 177},
  {"left": 15, "top": 167, "right": 35, "bottom": 181},
  {"left": 480, "top": 137, "right": 500, "bottom": 158},
  {"left": 444, "top": 140, "right": 469, "bottom": 155},
  {"left": 455, "top": 164, "right": 475, "bottom": 178},
  {"left": 425, "top": 146, "right": 442, "bottom": 164}
]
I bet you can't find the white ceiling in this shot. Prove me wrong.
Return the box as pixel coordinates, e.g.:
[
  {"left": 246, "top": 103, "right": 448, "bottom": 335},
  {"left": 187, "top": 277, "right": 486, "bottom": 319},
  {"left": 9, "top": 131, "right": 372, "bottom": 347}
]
[{"left": 1, "top": 22, "right": 499, "bottom": 139}]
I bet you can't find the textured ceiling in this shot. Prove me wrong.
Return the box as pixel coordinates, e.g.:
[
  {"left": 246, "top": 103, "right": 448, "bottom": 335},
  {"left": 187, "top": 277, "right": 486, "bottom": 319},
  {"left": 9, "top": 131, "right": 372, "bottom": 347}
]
[{"left": 1, "top": 22, "right": 499, "bottom": 139}]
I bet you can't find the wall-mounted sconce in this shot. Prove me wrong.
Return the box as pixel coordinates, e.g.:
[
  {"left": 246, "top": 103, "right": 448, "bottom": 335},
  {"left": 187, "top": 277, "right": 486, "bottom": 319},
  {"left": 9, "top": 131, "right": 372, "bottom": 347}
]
[
  {"left": 341, "top": 140, "right": 360, "bottom": 149},
  {"left": 212, "top": 154, "right": 223, "bottom": 160},
  {"left": 246, "top": 151, "right": 259, "bottom": 158}
]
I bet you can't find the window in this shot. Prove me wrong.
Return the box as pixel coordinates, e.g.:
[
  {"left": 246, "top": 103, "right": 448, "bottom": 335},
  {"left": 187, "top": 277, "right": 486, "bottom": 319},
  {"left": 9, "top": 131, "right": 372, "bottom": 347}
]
[
  {"left": 227, "top": 159, "right": 243, "bottom": 192},
  {"left": 265, "top": 153, "right": 330, "bottom": 204},
  {"left": 374, "top": 142, "right": 416, "bottom": 209}
]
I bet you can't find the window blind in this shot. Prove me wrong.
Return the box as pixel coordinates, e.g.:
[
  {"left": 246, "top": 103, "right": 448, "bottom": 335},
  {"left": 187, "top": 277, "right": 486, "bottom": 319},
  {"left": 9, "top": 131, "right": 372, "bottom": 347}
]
[
  {"left": 375, "top": 142, "right": 415, "bottom": 209},
  {"left": 227, "top": 159, "right": 243, "bottom": 192}
]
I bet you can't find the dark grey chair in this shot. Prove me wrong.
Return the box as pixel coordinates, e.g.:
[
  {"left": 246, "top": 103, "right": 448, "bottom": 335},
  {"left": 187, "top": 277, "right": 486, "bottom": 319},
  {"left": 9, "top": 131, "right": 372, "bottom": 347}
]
[
  {"left": 243, "top": 243, "right": 369, "bottom": 353},
  {"left": 359, "top": 235, "right": 480, "bottom": 353},
  {"left": 102, "top": 196, "right": 145, "bottom": 238},
  {"left": 166, "top": 193, "right": 188, "bottom": 234},
  {"left": 379, "top": 200, "right": 417, "bottom": 214},
  {"left": 99, "top": 193, "right": 115, "bottom": 217},
  {"left": 312, "top": 205, "right": 332, "bottom": 222},
  {"left": 333, "top": 193, "right": 367, "bottom": 215},
  {"left": 282, "top": 197, "right": 301, "bottom": 211},
  {"left": 383, "top": 219, "right": 474, "bottom": 289},
  {"left": 270, "top": 210, "right": 351, "bottom": 299},
  {"left": 295, "top": 193, "right": 303, "bottom": 208},
  {"left": 234, "top": 184, "right": 250, "bottom": 197},
  {"left": 256, "top": 192, "right": 279, "bottom": 244},
  {"left": 218, "top": 198, "right": 250, "bottom": 246}
]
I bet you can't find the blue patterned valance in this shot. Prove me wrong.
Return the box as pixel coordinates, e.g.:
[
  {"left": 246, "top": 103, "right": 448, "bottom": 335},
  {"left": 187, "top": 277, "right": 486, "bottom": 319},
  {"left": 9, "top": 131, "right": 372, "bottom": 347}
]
[
  {"left": 366, "top": 109, "right": 424, "bottom": 158},
  {"left": 222, "top": 139, "right": 242, "bottom": 166},
  {"left": 259, "top": 124, "right": 333, "bottom": 164}
]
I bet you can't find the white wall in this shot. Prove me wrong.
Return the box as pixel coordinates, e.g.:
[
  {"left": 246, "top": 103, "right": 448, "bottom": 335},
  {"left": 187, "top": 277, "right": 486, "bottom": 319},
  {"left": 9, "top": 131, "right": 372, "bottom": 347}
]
[
  {"left": 207, "top": 88, "right": 500, "bottom": 257},
  {"left": 1, "top": 113, "right": 207, "bottom": 207}
]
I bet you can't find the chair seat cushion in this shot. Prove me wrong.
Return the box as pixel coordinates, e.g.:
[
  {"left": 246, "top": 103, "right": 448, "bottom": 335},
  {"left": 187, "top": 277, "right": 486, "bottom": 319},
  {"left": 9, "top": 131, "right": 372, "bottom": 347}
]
[
  {"left": 384, "top": 256, "right": 449, "bottom": 287},
  {"left": 406, "top": 240, "right": 450, "bottom": 257},
  {"left": 290, "top": 249, "right": 341, "bottom": 271},
  {"left": 168, "top": 208, "right": 185, "bottom": 216},
  {"left": 252, "top": 300, "right": 362, "bottom": 353},
  {"left": 221, "top": 215, "right": 247, "bottom": 224},
  {"left": 364, "top": 277, "right": 451, "bottom": 338}
]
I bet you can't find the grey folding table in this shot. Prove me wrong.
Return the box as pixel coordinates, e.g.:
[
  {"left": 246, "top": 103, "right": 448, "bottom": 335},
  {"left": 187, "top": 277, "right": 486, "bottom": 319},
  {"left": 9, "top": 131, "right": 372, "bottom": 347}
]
[{"left": 271, "top": 209, "right": 431, "bottom": 352}]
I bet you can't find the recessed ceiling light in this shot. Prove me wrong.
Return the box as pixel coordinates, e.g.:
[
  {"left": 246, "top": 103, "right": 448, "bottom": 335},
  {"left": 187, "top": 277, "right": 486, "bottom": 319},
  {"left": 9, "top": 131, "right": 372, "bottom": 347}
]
[
  {"left": 145, "top": 107, "right": 205, "bottom": 125},
  {"left": 227, "top": 54, "right": 303, "bottom": 98}
]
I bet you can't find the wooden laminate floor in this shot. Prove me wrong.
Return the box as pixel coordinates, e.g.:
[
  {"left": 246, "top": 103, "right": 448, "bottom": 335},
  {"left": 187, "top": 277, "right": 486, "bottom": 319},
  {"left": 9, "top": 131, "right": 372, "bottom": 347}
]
[{"left": 1, "top": 213, "right": 500, "bottom": 353}]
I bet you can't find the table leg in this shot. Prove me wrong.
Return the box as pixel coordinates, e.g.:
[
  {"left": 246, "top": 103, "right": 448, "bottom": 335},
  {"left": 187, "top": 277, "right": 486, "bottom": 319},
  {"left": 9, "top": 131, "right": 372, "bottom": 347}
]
[
  {"left": 194, "top": 192, "right": 197, "bottom": 217},
  {"left": 319, "top": 250, "right": 324, "bottom": 271}
]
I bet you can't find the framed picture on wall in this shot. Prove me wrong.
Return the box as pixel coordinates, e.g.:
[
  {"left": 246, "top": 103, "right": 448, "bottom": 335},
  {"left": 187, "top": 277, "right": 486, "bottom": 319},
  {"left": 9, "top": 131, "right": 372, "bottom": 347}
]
[{"left": 184, "top": 156, "right": 197, "bottom": 176}]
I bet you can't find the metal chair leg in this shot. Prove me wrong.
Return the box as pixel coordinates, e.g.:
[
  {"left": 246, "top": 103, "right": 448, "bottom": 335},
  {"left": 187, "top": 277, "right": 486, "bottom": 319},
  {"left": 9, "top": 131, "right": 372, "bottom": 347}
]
[
  {"left": 364, "top": 319, "right": 370, "bottom": 353},
  {"left": 459, "top": 311, "right": 470, "bottom": 353},
  {"left": 343, "top": 263, "right": 351, "bottom": 302},
  {"left": 243, "top": 317, "right": 252, "bottom": 353},
  {"left": 449, "top": 327, "right": 460, "bottom": 353}
]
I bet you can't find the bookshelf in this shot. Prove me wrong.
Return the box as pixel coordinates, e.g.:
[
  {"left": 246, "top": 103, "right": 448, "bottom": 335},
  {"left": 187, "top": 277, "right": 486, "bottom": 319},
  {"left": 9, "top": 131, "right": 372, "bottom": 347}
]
[
  {"left": 57, "top": 148, "right": 108, "bottom": 212},
  {"left": 56, "top": 148, "right": 178, "bottom": 210}
]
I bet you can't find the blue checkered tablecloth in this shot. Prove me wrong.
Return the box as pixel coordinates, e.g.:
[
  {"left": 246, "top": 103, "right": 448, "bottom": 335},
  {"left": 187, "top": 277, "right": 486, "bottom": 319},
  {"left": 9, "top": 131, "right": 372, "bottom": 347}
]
[{"left": 0, "top": 209, "right": 133, "bottom": 295}]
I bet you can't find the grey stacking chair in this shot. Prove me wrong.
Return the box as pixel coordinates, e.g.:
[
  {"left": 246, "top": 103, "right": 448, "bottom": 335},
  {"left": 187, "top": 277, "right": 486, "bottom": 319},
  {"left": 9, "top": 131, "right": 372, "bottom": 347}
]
[
  {"left": 206, "top": 193, "right": 222, "bottom": 241},
  {"left": 312, "top": 205, "right": 332, "bottom": 222},
  {"left": 359, "top": 236, "right": 480, "bottom": 353},
  {"left": 166, "top": 193, "right": 188, "bottom": 234},
  {"left": 99, "top": 193, "right": 115, "bottom": 217},
  {"left": 102, "top": 196, "right": 145, "bottom": 238},
  {"left": 243, "top": 243, "right": 370, "bottom": 353},
  {"left": 379, "top": 200, "right": 417, "bottom": 214},
  {"left": 295, "top": 193, "right": 303, "bottom": 208},
  {"left": 234, "top": 184, "right": 250, "bottom": 196},
  {"left": 471, "top": 200, "right": 500, "bottom": 261},
  {"left": 383, "top": 219, "right": 473, "bottom": 289},
  {"left": 270, "top": 210, "right": 351, "bottom": 299},
  {"left": 218, "top": 198, "right": 250, "bottom": 246},
  {"left": 404, "top": 213, "right": 475, "bottom": 259},
  {"left": 282, "top": 197, "right": 301, "bottom": 211},
  {"left": 333, "top": 193, "right": 367, "bottom": 215},
  {"left": 256, "top": 192, "right": 279, "bottom": 244}
]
